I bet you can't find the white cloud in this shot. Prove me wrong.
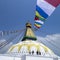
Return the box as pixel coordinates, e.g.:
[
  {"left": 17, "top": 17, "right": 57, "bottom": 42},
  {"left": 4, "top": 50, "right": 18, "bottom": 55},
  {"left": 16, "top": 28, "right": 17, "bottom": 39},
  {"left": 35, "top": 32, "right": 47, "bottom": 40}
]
[
  {"left": 0, "top": 42, "right": 13, "bottom": 53},
  {"left": 0, "top": 39, "right": 6, "bottom": 43},
  {"left": 0, "top": 34, "right": 60, "bottom": 56},
  {"left": 37, "top": 34, "right": 60, "bottom": 56},
  {"left": 0, "top": 39, "right": 13, "bottom": 54}
]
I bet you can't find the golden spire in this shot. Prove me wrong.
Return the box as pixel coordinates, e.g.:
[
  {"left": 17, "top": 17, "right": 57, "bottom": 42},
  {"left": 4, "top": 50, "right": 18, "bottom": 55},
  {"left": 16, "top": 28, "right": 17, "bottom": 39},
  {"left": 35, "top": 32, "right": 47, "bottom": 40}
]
[{"left": 22, "top": 22, "right": 37, "bottom": 41}]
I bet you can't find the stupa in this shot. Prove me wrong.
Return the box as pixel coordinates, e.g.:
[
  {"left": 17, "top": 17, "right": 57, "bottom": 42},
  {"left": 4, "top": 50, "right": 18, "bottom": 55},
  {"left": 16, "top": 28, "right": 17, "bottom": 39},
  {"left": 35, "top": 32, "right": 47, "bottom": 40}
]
[{"left": 8, "top": 23, "right": 56, "bottom": 57}]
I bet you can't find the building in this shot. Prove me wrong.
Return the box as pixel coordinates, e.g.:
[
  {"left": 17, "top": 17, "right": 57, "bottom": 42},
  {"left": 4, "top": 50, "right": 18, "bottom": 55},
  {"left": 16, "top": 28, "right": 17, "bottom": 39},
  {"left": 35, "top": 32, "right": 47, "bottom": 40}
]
[{"left": 0, "top": 23, "right": 60, "bottom": 60}]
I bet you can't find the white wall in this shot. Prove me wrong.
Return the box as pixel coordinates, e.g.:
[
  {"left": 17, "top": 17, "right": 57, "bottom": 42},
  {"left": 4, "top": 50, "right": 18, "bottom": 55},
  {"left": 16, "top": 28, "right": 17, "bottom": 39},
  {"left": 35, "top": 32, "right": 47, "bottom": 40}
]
[
  {"left": 0, "top": 56, "right": 14, "bottom": 60},
  {"left": 15, "top": 57, "right": 21, "bottom": 60},
  {"left": 0, "top": 56, "right": 21, "bottom": 60},
  {"left": 26, "top": 56, "right": 53, "bottom": 60},
  {"left": 0, "top": 55, "right": 59, "bottom": 60}
]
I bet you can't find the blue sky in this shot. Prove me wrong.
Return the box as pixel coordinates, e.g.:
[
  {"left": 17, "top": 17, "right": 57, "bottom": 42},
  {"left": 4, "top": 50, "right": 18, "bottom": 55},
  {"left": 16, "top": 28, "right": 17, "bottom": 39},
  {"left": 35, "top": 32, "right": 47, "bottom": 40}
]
[
  {"left": 0, "top": 0, "right": 60, "bottom": 56},
  {"left": 0, "top": 0, "right": 60, "bottom": 36}
]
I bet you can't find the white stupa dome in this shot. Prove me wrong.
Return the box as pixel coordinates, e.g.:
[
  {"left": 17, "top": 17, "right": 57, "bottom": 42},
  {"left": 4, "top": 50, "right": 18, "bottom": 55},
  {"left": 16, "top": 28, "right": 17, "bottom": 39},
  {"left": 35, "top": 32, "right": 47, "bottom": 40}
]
[
  {"left": 8, "top": 40, "right": 55, "bottom": 56},
  {"left": 8, "top": 23, "right": 56, "bottom": 57}
]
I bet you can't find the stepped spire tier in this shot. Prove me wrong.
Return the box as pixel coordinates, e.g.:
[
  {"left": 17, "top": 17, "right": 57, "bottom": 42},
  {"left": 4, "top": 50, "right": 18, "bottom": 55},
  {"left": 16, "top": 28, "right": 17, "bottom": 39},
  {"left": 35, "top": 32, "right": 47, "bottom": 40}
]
[{"left": 22, "top": 23, "right": 37, "bottom": 41}]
